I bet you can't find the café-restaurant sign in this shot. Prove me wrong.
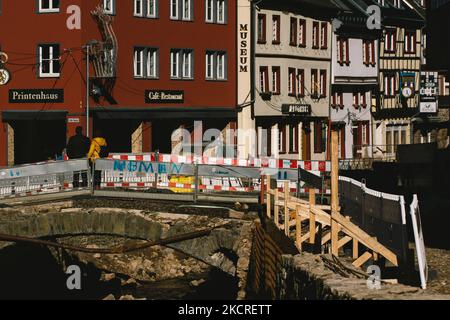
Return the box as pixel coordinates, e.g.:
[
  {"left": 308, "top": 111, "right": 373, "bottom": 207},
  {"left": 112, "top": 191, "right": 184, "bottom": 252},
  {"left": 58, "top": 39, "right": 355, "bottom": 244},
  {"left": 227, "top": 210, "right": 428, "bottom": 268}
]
[
  {"left": 9, "top": 89, "right": 64, "bottom": 103},
  {"left": 281, "top": 104, "right": 312, "bottom": 116},
  {"left": 145, "top": 90, "right": 184, "bottom": 104}
]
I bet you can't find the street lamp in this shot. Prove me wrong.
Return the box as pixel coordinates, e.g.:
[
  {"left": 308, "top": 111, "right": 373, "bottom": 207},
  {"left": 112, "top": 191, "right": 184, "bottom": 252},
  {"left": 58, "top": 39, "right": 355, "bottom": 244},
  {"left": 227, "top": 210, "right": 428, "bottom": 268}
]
[{"left": 84, "top": 40, "right": 99, "bottom": 138}]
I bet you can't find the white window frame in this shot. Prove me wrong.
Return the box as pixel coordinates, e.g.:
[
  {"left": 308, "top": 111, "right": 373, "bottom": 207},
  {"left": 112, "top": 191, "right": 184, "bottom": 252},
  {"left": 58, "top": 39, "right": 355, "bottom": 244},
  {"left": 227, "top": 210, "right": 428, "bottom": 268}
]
[
  {"left": 134, "top": 47, "right": 159, "bottom": 79},
  {"left": 39, "top": 44, "right": 60, "bottom": 78},
  {"left": 182, "top": 50, "right": 193, "bottom": 79},
  {"left": 206, "top": 0, "right": 214, "bottom": 22},
  {"left": 134, "top": 0, "right": 144, "bottom": 16},
  {"left": 182, "top": 0, "right": 192, "bottom": 21},
  {"left": 171, "top": 50, "right": 180, "bottom": 78},
  {"left": 147, "top": 0, "right": 158, "bottom": 18},
  {"left": 170, "top": 0, "right": 179, "bottom": 19},
  {"left": 205, "top": 51, "right": 227, "bottom": 80},
  {"left": 134, "top": 48, "right": 144, "bottom": 78},
  {"left": 216, "top": 52, "right": 226, "bottom": 80},
  {"left": 272, "top": 67, "right": 279, "bottom": 94},
  {"left": 38, "top": 0, "right": 60, "bottom": 13},
  {"left": 206, "top": 52, "right": 214, "bottom": 79},
  {"left": 216, "top": 0, "right": 226, "bottom": 24},
  {"left": 103, "top": 0, "right": 115, "bottom": 14}
]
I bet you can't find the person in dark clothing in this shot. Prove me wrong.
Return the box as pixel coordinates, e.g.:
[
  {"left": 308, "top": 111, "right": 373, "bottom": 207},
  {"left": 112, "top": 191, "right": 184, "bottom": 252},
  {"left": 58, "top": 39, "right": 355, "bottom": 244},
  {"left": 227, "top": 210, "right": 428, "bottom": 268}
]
[{"left": 66, "top": 126, "right": 91, "bottom": 188}]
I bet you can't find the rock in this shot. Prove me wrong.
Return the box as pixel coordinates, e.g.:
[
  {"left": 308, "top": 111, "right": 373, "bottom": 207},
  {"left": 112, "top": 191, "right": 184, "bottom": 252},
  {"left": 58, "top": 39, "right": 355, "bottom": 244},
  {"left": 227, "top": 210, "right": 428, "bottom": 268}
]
[
  {"left": 103, "top": 294, "right": 116, "bottom": 300},
  {"left": 229, "top": 210, "right": 244, "bottom": 219},
  {"left": 103, "top": 273, "right": 116, "bottom": 281},
  {"left": 190, "top": 279, "right": 206, "bottom": 287},
  {"left": 119, "top": 295, "right": 135, "bottom": 300},
  {"left": 125, "top": 278, "right": 137, "bottom": 286}
]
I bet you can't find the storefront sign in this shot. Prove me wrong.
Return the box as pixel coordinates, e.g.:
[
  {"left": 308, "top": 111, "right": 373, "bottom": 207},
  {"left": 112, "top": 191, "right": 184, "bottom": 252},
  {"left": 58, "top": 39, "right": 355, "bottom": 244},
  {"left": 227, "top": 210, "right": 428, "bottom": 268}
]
[
  {"left": 145, "top": 90, "right": 184, "bottom": 104},
  {"left": 68, "top": 117, "right": 80, "bottom": 123},
  {"left": 9, "top": 89, "right": 64, "bottom": 103},
  {"left": 281, "top": 104, "right": 312, "bottom": 116},
  {"left": 420, "top": 72, "right": 438, "bottom": 113}
]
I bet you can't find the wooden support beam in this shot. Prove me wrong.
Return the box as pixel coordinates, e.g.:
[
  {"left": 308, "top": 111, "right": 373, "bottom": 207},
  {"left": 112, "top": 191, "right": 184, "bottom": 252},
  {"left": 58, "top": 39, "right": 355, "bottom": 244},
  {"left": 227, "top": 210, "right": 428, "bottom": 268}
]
[
  {"left": 352, "top": 238, "right": 359, "bottom": 260},
  {"left": 296, "top": 205, "right": 302, "bottom": 251},
  {"left": 338, "top": 236, "right": 352, "bottom": 249},
  {"left": 284, "top": 181, "right": 290, "bottom": 236},
  {"left": 321, "top": 232, "right": 331, "bottom": 245},
  {"left": 330, "top": 130, "right": 339, "bottom": 256},
  {"left": 352, "top": 251, "right": 373, "bottom": 268},
  {"left": 332, "top": 212, "right": 398, "bottom": 266},
  {"left": 309, "top": 189, "right": 316, "bottom": 244},
  {"left": 274, "top": 188, "right": 279, "bottom": 228}
]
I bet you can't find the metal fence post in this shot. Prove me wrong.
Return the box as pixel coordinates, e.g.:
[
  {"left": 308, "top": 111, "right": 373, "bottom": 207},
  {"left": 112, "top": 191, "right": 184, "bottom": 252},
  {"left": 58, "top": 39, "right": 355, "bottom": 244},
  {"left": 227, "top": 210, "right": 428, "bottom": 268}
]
[
  {"left": 90, "top": 160, "right": 95, "bottom": 196},
  {"left": 154, "top": 151, "right": 159, "bottom": 189},
  {"left": 194, "top": 163, "right": 199, "bottom": 204}
]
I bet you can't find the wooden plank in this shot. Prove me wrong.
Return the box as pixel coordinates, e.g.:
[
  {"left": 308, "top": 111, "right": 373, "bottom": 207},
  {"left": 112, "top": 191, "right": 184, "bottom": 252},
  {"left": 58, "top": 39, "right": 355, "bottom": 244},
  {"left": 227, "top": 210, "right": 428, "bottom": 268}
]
[
  {"left": 274, "top": 188, "right": 279, "bottom": 228},
  {"left": 338, "top": 236, "right": 352, "bottom": 249},
  {"left": 352, "top": 251, "right": 373, "bottom": 268},
  {"left": 284, "top": 181, "right": 290, "bottom": 236},
  {"left": 333, "top": 212, "right": 398, "bottom": 266},
  {"left": 321, "top": 232, "right": 331, "bottom": 245},
  {"left": 266, "top": 191, "right": 271, "bottom": 219},
  {"left": 296, "top": 205, "right": 302, "bottom": 251},
  {"left": 309, "top": 189, "right": 316, "bottom": 244},
  {"left": 352, "top": 238, "right": 359, "bottom": 260},
  {"left": 331, "top": 130, "right": 339, "bottom": 256}
]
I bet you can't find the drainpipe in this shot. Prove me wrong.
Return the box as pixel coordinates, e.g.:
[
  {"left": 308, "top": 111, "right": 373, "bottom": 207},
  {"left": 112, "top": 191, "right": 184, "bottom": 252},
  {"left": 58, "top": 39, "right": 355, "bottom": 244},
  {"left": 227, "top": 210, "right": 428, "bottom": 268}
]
[{"left": 250, "top": 0, "right": 257, "bottom": 120}]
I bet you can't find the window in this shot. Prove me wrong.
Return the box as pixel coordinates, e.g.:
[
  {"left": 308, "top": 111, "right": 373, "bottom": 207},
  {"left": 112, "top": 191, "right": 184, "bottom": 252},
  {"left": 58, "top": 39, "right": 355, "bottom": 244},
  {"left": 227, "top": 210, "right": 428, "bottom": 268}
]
[
  {"left": 311, "top": 69, "right": 319, "bottom": 97},
  {"left": 297, "top": 69, "right": 305, "bottom": 97},
  {"left": 384, "top": 74, "right": 396, "bottom": 97},
  {"left": 38, "top": 44, "right": 60, "bottom": 78},
  {"left": 206, "top": 0, "right": 227, "bottom": 24},
  {"left": 384, "top": 29, "right": 396, "bottom": 53},
  {"left": 135, "top": 0, "right": 158, "bottom": 18},
  {"left": 290, "top": 17, "right": 297, "bottom": 46},
  {"left": 298, "top": 19, "right": 306, "bottom": 47},
  {"left": 405, "top": 31, "right": 416, "bottom": 54},
  {"left": 337, "top": 37, "right": 350, "bottom": 65},
  {"left": 38, "top": 0, "right": 60, "bottom": 13},
  {"left": 289, "top": 124, "right": 299, "bottom": 154},
  {"left": 258, "top": 14, "right": 266, "bottom": 44},
  {"left": 260, "top": 66, "right": 269, "bottom": 93},
  {"left": 312, "top": 21, "right": 320, "bottom": 49},
  {"left": 216, "top": 0, "right": 226, "bottom": 24},
  {"left": 288, "top": 68, "right": 296, "bottom": 96},
  {"left": 363, "top": 40, "right": 376, "bottom": 66},
  {"left": 134, "top": 47, "right": 159, "bottom": 79},
  {"left": 182, "top": 0, "right": 192, "bottom": 20},
  {"left": 171, "top": 0, "right": 193, "bottom": 20},
  {"left": 272, "top": 15, "right": 281, "bottom": 44},
  {"left": 320, "top": 22, "right": 328, "bottom": 49},
  {"left": 278, "top": 125, "right": 287, "bottom": 154},
  {"left": 314, "top": 121, "right": 326, "bottom": 154},
  {"left": 352, "top": 92, "right": 368, "bottom": 108},
  {"left": 205, "top": 51, "right": 227, "bottom": 80},
  {"left": 272, "top": 66, "right": 280, "bottom": 95},
  {"left": 103, "top": 0, "right": 115, "bottom": 14},
  {"left": 332, "top": 92, "right": 344, "bottom": 109},
  {"left": 206, "top": 0, "right": 214, "bottom": 22},
  {"left": 320, "top": 70, "right": 327, "bottom": 97},
  {"left": 171, "top": 49, "right": 193, "bottom": 79}
]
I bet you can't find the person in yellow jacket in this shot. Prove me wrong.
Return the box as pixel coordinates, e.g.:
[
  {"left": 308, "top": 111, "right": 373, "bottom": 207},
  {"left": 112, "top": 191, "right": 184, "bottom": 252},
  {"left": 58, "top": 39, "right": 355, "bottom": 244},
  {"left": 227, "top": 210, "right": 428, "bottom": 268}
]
[{"left": 88, "top": 130, "right": 108, "bottom": 189}]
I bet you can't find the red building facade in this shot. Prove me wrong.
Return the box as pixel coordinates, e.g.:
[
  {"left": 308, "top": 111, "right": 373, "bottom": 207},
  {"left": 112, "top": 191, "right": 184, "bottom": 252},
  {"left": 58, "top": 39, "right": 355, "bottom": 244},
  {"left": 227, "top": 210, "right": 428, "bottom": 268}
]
[{"left": 0, "top": 0, "right": 237, "bottom": 165}]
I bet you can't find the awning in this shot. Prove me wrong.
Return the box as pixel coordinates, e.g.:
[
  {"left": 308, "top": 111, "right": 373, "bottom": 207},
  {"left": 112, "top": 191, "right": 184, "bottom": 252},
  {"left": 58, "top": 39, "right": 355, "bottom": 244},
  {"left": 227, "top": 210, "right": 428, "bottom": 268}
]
[
  {"left": 1, "top": 110, "right": 68, "bottom": 121},
  {"left": 92, "top": 107, "right": 237, "bottom": 120}
]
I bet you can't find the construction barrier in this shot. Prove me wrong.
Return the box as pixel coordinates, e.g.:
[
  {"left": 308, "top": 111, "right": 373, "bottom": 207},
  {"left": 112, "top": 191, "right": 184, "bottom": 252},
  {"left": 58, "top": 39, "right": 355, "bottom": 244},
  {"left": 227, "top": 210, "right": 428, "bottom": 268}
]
[
  {"left": 0, "top": 159, "right": 90, "bottom": 199},
  {"left": 339, "top": 176, "right": 409, "bottom": 265}
]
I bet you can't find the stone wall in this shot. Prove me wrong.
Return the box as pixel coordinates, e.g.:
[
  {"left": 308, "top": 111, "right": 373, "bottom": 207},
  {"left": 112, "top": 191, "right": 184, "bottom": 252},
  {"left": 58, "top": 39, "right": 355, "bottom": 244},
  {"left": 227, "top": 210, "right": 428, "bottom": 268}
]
[{"left": 276, "top": 253, "right": 450, "bottom": 300}]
